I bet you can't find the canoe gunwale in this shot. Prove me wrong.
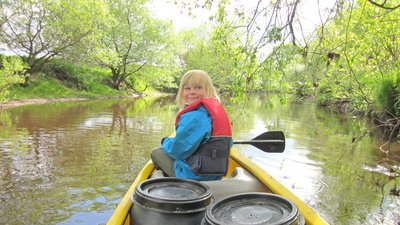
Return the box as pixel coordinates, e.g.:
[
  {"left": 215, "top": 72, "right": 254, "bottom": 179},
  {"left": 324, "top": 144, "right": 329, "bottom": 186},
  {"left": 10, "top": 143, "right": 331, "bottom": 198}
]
[{"left": 106, "top": 161, "right": 155, "bottom": 225}]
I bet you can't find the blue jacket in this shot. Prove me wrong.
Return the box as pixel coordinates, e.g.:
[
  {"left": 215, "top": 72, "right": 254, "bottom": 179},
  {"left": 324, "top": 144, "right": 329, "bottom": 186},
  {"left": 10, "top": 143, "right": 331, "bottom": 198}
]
[{"left": 161, "top": 106, "right": 222, "bottom": 181}]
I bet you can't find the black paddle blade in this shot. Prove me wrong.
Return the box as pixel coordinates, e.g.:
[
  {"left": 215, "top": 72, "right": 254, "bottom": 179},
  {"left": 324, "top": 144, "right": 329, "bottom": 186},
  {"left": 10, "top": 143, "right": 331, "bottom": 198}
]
[{"left": 233, "top": 131, "right": 285, "bottom": 153}]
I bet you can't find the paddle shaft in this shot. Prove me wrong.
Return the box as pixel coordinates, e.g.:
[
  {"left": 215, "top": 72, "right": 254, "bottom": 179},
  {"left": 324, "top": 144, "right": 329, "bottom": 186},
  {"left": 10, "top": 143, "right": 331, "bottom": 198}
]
[{"left": 234, "top": 140, "right": 284, "bottom": 144}]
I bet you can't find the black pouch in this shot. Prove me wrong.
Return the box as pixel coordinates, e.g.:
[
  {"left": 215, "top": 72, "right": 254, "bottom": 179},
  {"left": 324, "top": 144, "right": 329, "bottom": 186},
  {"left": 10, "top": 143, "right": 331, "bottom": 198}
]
[{"left": 187, "top": 137, "right": 232, "bottom": 176}]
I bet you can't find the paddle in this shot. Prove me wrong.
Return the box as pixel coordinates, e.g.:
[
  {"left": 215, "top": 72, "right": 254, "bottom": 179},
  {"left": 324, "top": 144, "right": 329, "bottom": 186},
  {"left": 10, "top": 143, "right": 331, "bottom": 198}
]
[{"left": 233, "top": 131, "right": 285, "bottom": 153}]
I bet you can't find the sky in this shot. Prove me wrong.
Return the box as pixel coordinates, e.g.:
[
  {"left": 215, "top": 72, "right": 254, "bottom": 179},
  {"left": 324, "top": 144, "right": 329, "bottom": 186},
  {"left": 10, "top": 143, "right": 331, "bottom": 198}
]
[
  {"left": 147, "top": 0, "right": 212, "bottom": 31},
  {"left": 147, "top": 0, "right": 337, "bottom": 33}
]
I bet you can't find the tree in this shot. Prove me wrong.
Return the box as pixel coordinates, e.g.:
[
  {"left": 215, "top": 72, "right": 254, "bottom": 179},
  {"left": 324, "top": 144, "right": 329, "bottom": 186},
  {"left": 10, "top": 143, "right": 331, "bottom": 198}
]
[
  {"left": 170, "top": 26, "right": 234, "bottom": 92},
  {"left": 93, "top": 0, "right": 172, "bottom": 90},
  {"left": 174, "top": 0, "right": 340, "bottom": 96},
  {"left": 0, "top": 0, "right": 108, "bottom": 86}
]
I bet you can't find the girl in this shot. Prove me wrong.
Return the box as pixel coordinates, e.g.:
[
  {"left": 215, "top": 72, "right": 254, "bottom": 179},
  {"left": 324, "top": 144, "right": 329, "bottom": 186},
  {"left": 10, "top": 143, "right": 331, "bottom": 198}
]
[{"left": 151, "top": 70, "right": 233, "bottom": 181}]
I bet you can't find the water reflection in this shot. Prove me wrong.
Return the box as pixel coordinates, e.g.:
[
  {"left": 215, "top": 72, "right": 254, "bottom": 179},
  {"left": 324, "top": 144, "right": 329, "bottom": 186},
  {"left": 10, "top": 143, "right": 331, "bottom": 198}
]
[
  {"left": 0, "top": 97, "right": 176, "bottom": 225},
  {"left": 0, "top": 95, "right": 399, "bottom": 225},
  {"left": 227, "top": 96, "right": 400, "bottom": 225}
]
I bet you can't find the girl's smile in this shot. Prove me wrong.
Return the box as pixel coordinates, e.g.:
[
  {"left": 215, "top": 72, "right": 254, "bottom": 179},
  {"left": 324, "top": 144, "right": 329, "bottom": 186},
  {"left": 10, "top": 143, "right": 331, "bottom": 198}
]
[{"left": 183, "top": 84, "right": 205, "bottom": 105}]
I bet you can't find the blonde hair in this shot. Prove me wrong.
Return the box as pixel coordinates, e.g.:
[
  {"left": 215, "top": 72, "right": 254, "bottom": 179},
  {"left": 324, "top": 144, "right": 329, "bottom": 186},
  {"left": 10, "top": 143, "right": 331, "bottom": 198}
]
[{"left": 176, "top": 70, "right": 220, "bottom": 107}]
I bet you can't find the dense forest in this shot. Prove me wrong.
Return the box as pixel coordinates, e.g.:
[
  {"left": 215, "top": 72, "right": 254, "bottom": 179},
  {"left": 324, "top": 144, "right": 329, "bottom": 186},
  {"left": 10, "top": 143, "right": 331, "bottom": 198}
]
[{"left": 1, "top": 0, "right": 399, "bottom": 140}]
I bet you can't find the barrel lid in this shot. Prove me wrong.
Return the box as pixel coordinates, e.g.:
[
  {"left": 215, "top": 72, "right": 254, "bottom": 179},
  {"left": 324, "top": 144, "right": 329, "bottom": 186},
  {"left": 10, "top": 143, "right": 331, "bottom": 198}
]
[
  {"left": 204, "top": 192, "right": 300, "bottom": 225},
  {"left": 132, "top": 177, "right": 212, "bottom": 213}
]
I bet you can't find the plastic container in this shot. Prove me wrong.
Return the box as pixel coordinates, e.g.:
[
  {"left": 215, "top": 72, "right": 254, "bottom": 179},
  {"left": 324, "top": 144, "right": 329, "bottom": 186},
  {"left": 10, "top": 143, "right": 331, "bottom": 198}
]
[
  {"left": 202, "top": 192, "right": 305, "bottom": 225},
  {"left": 130, "top": 177, "right": 212, "bottom": 225}
]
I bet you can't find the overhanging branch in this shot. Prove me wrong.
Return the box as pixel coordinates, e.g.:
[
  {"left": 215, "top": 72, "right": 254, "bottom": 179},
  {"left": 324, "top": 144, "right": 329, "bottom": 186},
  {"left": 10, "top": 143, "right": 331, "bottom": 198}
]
[{"left": 367, "top": 0, "right": 400, "bottom": 10}]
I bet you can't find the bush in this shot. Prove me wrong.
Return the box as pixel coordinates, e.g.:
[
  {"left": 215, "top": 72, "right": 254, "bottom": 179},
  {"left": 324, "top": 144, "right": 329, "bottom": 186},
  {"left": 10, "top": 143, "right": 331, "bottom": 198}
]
[
  {"left": 0, "top": 55, "right": 26, "bottom": 103},
  {"left": 374, "top": 71, "right": 400, "bottom": 117},
  {"left": 41, "top": 59, "right": 120, "bottom": 95}
]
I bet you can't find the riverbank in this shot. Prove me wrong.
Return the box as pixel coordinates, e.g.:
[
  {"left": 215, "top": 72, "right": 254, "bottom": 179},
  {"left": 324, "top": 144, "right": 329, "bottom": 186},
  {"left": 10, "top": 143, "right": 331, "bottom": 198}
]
[
  {"left": 0, "top": 92, "right": 171, "bottom": 109},
  {"left": 0, "top": 97, "right": 90, "bottom": 109},
  {"left": 0, "top": 94, "right": 139, "bottom": 109}
]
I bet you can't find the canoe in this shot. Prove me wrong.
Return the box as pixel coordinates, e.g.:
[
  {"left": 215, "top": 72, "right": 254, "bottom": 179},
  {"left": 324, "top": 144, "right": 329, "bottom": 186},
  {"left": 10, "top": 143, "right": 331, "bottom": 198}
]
[{"left": 106, "top": 147, "right": 329, "bottom": 225}]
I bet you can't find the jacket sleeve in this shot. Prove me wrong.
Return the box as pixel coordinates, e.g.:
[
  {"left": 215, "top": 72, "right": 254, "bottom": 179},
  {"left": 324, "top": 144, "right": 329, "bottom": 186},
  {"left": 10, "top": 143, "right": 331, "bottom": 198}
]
[{"left": 162, "top": 109, "right": 211, "bottom": 160}]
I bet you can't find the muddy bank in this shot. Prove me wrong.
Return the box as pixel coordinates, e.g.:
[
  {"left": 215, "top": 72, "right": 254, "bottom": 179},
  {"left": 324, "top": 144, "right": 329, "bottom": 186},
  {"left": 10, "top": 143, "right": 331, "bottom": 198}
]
[
  {"left": 0, "top": 98, "right": 89, "bottom": 109},
  {"left": 0, "top": 92, "right": 170, "bottom": 110}
]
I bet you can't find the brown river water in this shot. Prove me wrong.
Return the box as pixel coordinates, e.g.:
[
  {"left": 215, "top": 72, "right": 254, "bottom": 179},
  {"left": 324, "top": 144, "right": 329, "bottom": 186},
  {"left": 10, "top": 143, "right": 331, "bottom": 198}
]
[{"left": 0, "top": 95, "right": 399, "bottom": 225}]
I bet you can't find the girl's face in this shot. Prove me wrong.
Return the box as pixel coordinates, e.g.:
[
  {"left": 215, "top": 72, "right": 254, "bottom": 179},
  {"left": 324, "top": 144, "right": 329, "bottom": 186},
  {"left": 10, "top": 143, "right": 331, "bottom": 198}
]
[{"left": 183, "top": 83, "right": 205, "bottom": 105}]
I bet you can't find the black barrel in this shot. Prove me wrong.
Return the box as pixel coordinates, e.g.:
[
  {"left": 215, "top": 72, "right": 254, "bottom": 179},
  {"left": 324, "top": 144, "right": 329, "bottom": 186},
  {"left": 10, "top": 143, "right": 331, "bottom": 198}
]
[
  {"left": 202, "top": 192, "right": 305, "bottom": 225},
  {"left": 130, "top": 177, "right": 212, "bottom": 225}
]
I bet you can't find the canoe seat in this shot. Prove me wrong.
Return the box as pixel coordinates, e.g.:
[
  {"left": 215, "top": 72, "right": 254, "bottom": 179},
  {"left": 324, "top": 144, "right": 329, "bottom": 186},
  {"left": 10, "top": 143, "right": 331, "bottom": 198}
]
[
  {"left": 150, "top": 167, "right": 270, "bottom": 201},
  {"left": 202, "top": 167, "right": 271, "bottom": 201}
]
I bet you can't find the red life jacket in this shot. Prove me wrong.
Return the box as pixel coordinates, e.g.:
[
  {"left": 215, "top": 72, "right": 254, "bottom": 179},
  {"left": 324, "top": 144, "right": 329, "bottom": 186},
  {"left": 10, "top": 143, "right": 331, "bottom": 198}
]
[
  {"left": 176, "top": 98, "right": 233, "bottom": 176},
  {"left": 175, "top": 98, "right": 232, "bottom": 136}
]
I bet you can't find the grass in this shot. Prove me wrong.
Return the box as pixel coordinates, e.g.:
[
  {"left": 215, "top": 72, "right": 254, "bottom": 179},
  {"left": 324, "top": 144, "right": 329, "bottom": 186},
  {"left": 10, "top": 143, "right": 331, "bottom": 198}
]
[{"left": 7, "top": 75, "right": 127, "bottom": 101}]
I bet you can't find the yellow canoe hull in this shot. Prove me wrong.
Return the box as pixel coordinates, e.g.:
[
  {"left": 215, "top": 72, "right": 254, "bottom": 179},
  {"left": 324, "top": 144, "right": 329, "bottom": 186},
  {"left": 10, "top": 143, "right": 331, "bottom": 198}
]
[{"left": 107, "top": 148, "right": 329, "bottom": 225}]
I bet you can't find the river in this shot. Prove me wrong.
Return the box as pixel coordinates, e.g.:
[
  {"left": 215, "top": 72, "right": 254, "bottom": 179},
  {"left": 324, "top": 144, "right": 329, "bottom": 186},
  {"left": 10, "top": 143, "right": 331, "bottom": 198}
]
[{"left": 0, "top": 95, "right": 399, "bottom": 225}]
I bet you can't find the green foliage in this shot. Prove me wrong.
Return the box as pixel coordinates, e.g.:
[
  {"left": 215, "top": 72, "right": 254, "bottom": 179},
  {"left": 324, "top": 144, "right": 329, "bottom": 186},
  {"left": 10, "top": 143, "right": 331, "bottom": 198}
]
[
  {"left": 310, "top": 0, "right": 400, "bottom": 115},
  {"left": 295, "top": 81, "right": 312, "bottom": 98},
  {"left": 373, "top": 71, "right": 400, "bottom": 117},
  {"left": 1, "top": 0, "right": 177, "bottom": 99},
  {"left": 8, "top": 60, "right": 122, "bottom": 100},
  {"left": 8, "top": 73, "right": 121, "bottom": 100},
  {"left": 42, "top": 59, "right": 113, "bottom": 94},
  {"left": 137, "top": 65, "right": 180, "bottom": 93},
  {"left": 9, "top": 75, "right": 76, "bottom": 99},
  {"left": 266, "top": 45, "right": 311, "bottom": 96},
  {"left": 0, "top": 0, "right": 109, "bottom": 86},
  {"left": 0, "top": 55, "right": 26, "bottom": 103},
  {"left": 92, "top": 0, "right": 173, "bottom": 90},
  {"left": 42, "top": 60, "right": 87, "bottom": 90}
]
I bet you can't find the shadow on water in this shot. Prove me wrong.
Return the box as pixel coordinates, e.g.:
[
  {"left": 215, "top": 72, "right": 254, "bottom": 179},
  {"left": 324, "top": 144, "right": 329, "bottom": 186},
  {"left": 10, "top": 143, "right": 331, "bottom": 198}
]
[{"left": 0, "top": 94, "right": 399, "bottom": 225}]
